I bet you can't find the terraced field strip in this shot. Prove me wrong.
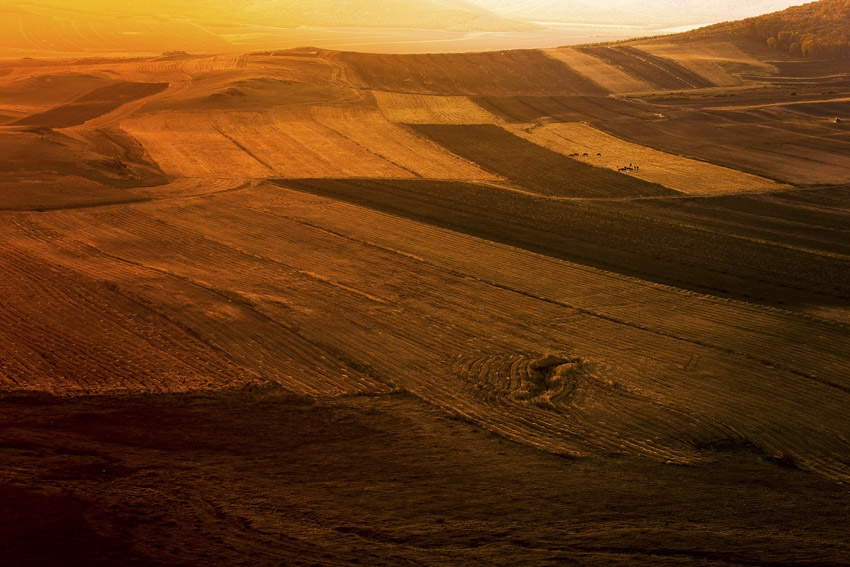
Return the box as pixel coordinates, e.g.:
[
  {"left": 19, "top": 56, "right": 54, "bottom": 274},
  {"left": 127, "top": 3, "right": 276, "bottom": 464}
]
[
  {"left": 218, "top": 108, "right": 412, "bottom": 178},
  {"left": 409, "top": 124, "right": 676, "bottom": 198},
  {"left": 507, "top": 122, "right": 789, "bottom": 195},
  {"left": 122, "top": 111, "right": 272, "bottom": 178},
  {"left": 181, "top": 55, "right": 247, "bottom": 74},
  {"left": 622, "top": 187, "right": 850, "bottom": 258},
  {"left": 631, "top": 40, "right": 776, "bottom": 87},
  {"left": 469, "top": 94, "right": 654, "bottom": 124},
  {"left": 577, "top": 46, "right": 716, "bottom": 90},
  {"left": 705, "top": 95, "right": 850, "bottom": 112},
  {"left": 602, "top": 115, "right": 850, "bottom": 186},
  {"left": 309, "top": 106, "right": 498, "bottom": 180},
  {"left": 543, "top": 48, "right": 652, "bottom": 93},
  {"left": 371, "top": 91, "right": 502, "bottom": 124},
  {"left": 275, "top": 178, "right": 850, "bottom": 320},
  {"left": 336, "top": 50, "right": 608, "bottom": 96},
  {"left": 239, "top": 183, "right": 850, "bottom": 479}
]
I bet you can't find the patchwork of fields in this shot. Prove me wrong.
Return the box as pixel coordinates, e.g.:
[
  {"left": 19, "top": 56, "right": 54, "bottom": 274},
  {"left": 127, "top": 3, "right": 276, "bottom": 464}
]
[{"left": 2, "top": 26, "right": 850, "bottom": 566}]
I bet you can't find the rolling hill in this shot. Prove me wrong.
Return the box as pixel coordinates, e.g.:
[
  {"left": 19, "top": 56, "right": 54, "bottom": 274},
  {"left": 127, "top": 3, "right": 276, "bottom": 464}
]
[{"left": 715, "top": 0, "right": 850, "bottom": 59}]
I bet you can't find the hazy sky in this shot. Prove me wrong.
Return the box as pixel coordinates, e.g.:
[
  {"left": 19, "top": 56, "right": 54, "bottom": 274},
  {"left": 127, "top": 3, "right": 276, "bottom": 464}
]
[
  {"left": 470, "top": 1, "right": 810, "bottom": 25},
  {"left": 2, "top": 0, "right": 814, "bottom": 55}
]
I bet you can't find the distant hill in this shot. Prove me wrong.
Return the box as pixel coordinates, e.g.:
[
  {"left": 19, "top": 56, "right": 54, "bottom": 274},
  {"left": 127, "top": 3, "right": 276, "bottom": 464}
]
[
  {"left": 714, "top": 0, "right": 850, "bottom": 59},
  {"left": 470, "top": 0, "right": 806, "bottom": 27}
]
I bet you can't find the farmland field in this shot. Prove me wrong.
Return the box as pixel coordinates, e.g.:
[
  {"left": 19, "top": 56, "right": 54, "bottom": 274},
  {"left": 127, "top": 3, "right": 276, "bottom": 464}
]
[
  {"left": 576, "top": 45, "right": 717, "bottom": 90},
  {"left": 336, "top": 50, "right": 609, "bottom": 95},
  {"left": 2, "top": 12, "right": 850, "bottom": 566},
  {"left": 506, "top": 122, "right": 790, "bottom": 195},
  {"left": 409, "top": 124, "right": 676, "bottom": 197}
]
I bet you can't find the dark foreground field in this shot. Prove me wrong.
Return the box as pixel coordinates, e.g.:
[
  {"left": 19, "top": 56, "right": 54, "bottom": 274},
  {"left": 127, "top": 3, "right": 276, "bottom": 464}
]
[{"left": 3, "top": 387, "right": 850, "bottom": 567}]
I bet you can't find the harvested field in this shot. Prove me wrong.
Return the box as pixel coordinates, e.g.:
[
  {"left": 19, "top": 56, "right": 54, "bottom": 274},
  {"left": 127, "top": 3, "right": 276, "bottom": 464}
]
[
  {"left": 578, "top": 46, "right": 716, "bottom": 90},
  {"left": 310, "top": 106, "right": 498, "bottom": 180},
  {"left": 409, "top": 124, "right": 675, "bottom": 197},
  {"left": 4, "top": 181, "right": 848, "bottom": 483},
  {"left": 121, "top": 111, "right": 275, "bottom": 178},
  {"left": 12, "top": 82, "right": 168, "bottom": 128},
  {"left": 1, "top": 210, "right": 384, "bottom": 397},
  {"left": 544, "top": 47, "right": 652, "bottom": 93},
  {"left": 371, "top": 91, "right": 501, "bottom": 124},
  {"left": 123, "top": 109, "right": 415, "bottom": 179},
  {"left": 335, "top": 50, "right": 609, "bottom": 96},
  {"left": 245, "top": 183, "right": 850, "bottom": 476},
  {"left": 508, "top": 122, "right": 790, "bottom": 195},
  {"left": 277, "top": 178, "right": 850, "bottom": 319}
]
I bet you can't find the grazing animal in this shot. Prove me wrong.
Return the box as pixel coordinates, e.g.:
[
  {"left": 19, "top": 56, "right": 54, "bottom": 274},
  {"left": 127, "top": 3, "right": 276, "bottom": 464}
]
[
  {"left": 582, "top": 152, "right": 589, "bottom": 157},
  {"left": 836, "top": 117, "right": 842, "bottom": 123}
]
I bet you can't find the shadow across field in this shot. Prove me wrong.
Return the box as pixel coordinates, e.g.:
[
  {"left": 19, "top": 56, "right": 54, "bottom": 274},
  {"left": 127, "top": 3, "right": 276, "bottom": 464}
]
[
  {"left": 577, "top": 46, "right": 715, "bottom": 90},
  {"left": 12, "top": 82, "right": 168, "bottom": 128},
  {"left": 337, "top": 50, "right": 608, "bottom": 96},
  {"left": 276, "top": 178, "right": 850, "bottom": 317},
  {"left": 409, "top": 124, "right": 676, "bottom": 198}
]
